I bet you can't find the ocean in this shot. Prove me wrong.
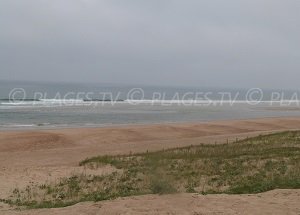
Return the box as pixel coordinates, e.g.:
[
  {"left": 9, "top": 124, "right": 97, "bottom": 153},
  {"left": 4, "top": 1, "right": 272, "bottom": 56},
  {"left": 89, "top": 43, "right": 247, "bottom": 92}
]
[{"left": 1, "top": 80, "right": 300, "bottom": 129}]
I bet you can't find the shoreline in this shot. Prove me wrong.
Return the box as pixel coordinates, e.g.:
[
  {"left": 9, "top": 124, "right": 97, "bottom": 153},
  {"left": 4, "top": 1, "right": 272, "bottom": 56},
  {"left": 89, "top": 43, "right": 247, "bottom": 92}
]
[
  {"left": 2, "top": 117, "right": 300, "bottom": 156},
  {"left": 1, "top": 115, "right": 300, "bottom": 132}
]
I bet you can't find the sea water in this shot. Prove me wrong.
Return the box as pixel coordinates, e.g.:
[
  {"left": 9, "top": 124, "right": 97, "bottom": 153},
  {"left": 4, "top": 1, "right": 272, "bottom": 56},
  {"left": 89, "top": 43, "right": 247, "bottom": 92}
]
[{"left": 1, "top": 80, "right": 300, "bottom": 129}]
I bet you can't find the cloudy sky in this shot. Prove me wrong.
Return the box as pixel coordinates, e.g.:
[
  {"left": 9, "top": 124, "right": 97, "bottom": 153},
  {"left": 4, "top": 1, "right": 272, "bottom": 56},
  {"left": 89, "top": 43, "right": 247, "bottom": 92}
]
[{"left": 0, "top": 0, "right": 299, "bottom": 89}]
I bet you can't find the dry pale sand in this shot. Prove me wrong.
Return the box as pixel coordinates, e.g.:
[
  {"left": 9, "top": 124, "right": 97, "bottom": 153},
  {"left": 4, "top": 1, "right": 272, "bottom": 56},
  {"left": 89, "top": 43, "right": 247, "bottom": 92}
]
[
  {"left": 1, "top": 190, "right": 300, "bottom": 215},
  {"left": 1, "top": 117, "right": 300, "bottom": 214}
]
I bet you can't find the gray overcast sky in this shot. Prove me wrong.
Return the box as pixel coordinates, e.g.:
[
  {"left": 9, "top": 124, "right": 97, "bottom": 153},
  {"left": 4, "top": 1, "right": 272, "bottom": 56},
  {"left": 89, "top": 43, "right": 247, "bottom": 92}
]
[{"left": 0, "top": 0, "right": 299, "bottom": 89}]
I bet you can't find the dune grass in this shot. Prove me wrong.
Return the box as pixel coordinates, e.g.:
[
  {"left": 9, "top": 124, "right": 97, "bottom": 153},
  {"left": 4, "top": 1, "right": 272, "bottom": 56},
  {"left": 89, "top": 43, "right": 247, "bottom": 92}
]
[{"left": 3, "top": 131, "right": 300, "bottom": 209}]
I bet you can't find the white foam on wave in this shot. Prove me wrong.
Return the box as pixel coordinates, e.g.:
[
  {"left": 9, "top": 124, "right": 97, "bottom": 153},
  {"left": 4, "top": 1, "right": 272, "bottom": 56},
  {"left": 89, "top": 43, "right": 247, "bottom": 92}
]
[
  {"left": 0, "top": 124, "right": 36, "bottom": 127},
  {"left": 40, "top": 99, "right": 84, "bottom": 103},
  {"left": 1, "top": 99, "right": 300, "bottom": 108},
  {"left": 0, "top": 99, "right": 86, "bottom": 107}
]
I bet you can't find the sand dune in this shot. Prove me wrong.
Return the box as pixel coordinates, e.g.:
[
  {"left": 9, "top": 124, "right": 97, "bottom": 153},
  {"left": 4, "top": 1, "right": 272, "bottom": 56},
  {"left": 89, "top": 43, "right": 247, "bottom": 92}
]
[{"left": 1, "top": 117, "right": 300, "bottom": 214}]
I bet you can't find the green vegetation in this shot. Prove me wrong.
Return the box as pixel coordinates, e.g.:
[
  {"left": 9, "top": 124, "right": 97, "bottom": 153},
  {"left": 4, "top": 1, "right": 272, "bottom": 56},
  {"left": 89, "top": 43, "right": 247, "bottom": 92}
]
[{"left": 3, "top": 131, "right": 300, "bottom": 209}]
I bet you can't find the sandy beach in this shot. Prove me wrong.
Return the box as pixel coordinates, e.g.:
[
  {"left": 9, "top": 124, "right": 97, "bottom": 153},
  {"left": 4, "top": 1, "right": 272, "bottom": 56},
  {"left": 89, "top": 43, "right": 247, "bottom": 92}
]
[
  {"left": 1, "top": 117, "right": 300, "bottom": 214},
  {"left": 2, "top": 0, "right": 300, "bottom": 213}
]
